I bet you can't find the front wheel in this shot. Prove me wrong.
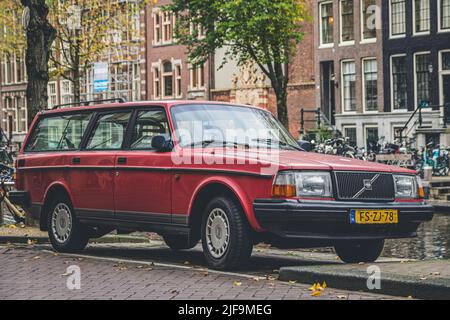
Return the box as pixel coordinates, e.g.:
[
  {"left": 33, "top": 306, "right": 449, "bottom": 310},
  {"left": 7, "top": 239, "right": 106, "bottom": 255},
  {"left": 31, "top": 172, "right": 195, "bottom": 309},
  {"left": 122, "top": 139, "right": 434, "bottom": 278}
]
[
  {"left": 334, "top": 239, "right": 384, "bottom": 263},
  {"left": 201, "top": 196, "right": 253, "bottom": 270},
  {"left": 47, "top": 195, "right": 89, "bottom": 253}
]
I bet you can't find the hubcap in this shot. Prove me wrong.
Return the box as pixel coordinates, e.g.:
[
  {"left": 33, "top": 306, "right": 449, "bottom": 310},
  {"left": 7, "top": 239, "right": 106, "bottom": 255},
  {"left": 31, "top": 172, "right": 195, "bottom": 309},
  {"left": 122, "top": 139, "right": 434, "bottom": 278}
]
[
  {"left": 51, "top": 203, "right": 73, "bottom": 244},
  {"left": 206, "top": 208, "right": 230, "bottom": 259}
]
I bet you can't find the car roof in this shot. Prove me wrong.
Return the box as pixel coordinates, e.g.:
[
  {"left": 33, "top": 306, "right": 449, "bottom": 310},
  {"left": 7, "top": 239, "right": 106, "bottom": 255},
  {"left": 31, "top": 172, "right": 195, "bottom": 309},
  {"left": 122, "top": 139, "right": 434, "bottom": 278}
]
[{"left": 41, "top": 100, "right": 266, "bottom": 116}]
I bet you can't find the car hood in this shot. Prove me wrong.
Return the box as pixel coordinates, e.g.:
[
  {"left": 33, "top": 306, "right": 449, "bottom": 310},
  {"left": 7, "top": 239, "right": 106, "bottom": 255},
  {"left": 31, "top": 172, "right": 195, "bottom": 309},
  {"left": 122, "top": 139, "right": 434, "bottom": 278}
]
[{"left": 275, "top": 151, "right": 414, "bottom": 173}]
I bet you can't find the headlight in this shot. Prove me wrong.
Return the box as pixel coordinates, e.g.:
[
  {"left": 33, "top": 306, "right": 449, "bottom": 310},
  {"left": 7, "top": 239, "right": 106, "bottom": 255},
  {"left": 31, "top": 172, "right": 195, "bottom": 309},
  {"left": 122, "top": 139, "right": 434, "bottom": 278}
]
[
  {"left": 273, "top": 171, "right": 333, "bottom": 198},
  {"left": 394, "top": 175, "right": 421, "bottom": 199}
]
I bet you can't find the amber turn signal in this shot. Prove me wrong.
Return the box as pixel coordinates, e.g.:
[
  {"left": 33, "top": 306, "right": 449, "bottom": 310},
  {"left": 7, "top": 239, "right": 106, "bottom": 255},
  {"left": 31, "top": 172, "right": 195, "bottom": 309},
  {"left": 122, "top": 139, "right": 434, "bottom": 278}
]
[{"left": 272, "top": 184, "right": 296, "bottom": 198}]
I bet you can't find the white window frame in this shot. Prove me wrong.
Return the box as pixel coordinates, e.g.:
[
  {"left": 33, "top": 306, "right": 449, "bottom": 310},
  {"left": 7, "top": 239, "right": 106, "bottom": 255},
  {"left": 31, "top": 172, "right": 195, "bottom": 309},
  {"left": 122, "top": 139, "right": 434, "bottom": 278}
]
[
  {"left": 439, "top": 50, "right": 450, "bottom": 107},
  {"left": 47, "top": 81, "right": 58, "bottom": 109},
  {"left": 342, "top": 125, "right": 358, "bottom": 147},
  {"left": 151, "top": 62, "right": 161, "bottom": 100},
  {"left": 413, "top": 0, "right": 431, "bottom": 36},
  {"left": 174, "top": 60, "right": 183, "bottom": 99},
  {"left": 341, "top": 59, "right": 357, "bottom": 114},
  {"left": 60, "top": 79, "right": 74, "bottom": 105},
  {"left": 339, "top": 0, "right": 354, "bottom": 46},
  {"left": 162, "top": 11, "right": 173, "bottom": 45},
  {"left": 364, "top": 124, "right": 379, "bottom": 148},
  {"left": 189, "top": 64, "right": 206, "bottom": 91},
  {"left": 162, "top": 61, "right": 173, "bottom": 99},
  {"left": 319, "top": 1, "right": 334, "bottom": 48},
  {"left": 362, "top": 57, "right": 378, "bottom": 113},
  {"left": 438, "top": 0, "right": 450, "bottom": 33},
  {"left": 389, "top": 0, "right": 406, "bottom": 39},
  {"left": 413, "top": 51, "right": 432, "bottom": 110},
  {"left": 390, "top": 54, "right": 408, "bottom": 112},
  {"left": 152, "top": 9, "right": 162, "bottom": 46},
  {"left": 360, "top": 0, "right": 377, "bottom": 43}
]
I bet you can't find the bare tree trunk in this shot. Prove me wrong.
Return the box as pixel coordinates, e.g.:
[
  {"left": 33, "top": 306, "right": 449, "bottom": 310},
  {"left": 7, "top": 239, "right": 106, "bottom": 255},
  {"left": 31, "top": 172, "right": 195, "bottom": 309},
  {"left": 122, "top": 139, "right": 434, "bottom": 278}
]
[{"left": 22, "top": 0, "right": 56, "bottom": 126}]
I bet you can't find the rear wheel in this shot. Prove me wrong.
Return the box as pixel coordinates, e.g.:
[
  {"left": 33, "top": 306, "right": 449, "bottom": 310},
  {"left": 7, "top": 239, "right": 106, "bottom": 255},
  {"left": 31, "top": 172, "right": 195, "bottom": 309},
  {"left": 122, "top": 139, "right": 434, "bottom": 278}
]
[
  {"left": 163, "top": 235, "right": 198, "bottom": 250},
  {"left": 201, "top": 196, "right": 253, "bottom": 270},
  {"left": 334, "top": 239, "right": 384, "bottom": 263},
  {"left": 47, "top": 195, "right": 89, "bottom": 253}
]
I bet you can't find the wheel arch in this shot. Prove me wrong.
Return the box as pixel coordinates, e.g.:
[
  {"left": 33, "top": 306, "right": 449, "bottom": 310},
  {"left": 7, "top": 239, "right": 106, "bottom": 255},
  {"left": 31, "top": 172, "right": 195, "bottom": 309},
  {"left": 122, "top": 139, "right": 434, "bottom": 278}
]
[
  {"left": 187, "top": 178, "right": 262, "bottom": 240},
  {"left": 40, "top": 182, "right": 74, "bottom": 231}
]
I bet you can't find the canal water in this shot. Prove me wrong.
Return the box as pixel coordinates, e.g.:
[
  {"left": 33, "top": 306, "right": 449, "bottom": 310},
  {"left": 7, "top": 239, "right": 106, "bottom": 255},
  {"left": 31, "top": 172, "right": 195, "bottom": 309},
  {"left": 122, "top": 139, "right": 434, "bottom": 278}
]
[{"left": 383, "top": 213, "right": 450, "bottom": 260}]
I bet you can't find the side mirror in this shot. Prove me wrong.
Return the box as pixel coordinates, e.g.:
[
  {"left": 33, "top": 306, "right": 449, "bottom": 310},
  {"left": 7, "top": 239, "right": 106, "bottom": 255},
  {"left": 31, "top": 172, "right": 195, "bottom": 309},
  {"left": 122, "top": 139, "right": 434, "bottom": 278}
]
[
  {"left": 151, "top": 135, "right": 173, "bottom": 152},
  {"left": 297, "top": 140, "right": 312, "bottom": 152}
]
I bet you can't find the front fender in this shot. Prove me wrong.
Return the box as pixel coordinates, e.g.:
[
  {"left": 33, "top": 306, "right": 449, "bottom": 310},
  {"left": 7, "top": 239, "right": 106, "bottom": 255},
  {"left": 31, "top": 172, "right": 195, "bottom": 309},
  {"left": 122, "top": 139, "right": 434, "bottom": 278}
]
[{"left": 188, "top": 176, "right": 264, "bottom": 232}]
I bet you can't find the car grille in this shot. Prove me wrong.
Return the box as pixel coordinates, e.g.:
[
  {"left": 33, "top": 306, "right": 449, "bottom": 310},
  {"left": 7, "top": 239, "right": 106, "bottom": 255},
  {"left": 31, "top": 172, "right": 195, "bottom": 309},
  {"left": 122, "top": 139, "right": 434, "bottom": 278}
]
[{"left": 334, "top": 171, "right": 395, "bottom": 201}]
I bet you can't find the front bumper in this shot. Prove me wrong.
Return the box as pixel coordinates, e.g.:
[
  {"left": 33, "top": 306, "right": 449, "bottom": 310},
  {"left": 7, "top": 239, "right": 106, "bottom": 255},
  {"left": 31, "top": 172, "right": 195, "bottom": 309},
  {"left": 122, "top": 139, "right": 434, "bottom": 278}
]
[{"left": 253, "top": 199, "right": 434, "bottom": 241}]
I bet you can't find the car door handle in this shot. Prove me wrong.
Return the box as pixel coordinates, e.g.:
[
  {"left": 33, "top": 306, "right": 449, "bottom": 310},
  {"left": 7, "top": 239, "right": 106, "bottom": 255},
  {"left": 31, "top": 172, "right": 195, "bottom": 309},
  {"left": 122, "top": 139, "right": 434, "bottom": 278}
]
[
  {"left": 117, "top": 157, "right": 127, "bottom": 165},
  {"left": 72, "top": 157, "right": 81, "bottom": 165}
]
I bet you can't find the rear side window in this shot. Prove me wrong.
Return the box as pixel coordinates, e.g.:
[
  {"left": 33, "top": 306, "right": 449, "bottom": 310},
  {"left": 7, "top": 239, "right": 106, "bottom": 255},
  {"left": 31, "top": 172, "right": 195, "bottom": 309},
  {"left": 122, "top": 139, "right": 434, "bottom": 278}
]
[
  {"left": 86, "top": 111, "right": 132, "bottom": 150},
  {"left": 24, "top": 113, "right": 92, "bottom": 152},
  {"left": 130, "top": 109, "right": 170, "bottom": 150}
]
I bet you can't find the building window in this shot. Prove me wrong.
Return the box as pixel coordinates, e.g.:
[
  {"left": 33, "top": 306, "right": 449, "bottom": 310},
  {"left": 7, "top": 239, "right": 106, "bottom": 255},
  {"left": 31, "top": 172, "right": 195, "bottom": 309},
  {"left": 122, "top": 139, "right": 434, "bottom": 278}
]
[
  {"left": 190, "top": 64, "right": 205, "bottom": 90},
  {"left": 341, "top": 61, "right": 356, "bottom": 112},
  {"left": 415, "top": 53, "right": 431, "bottom": 108},
  {"left": 4, "top": 54, "right": 12, "bottom": 84},
  {"left": 162, "top": 12, "right": 173, "bottom": 43},
  {"left": 365, "top": 126, "right": 379, "bottom": 149},
  {"left": 15, "top": 96, "right": 26, "bottom": 133},
  {"left": 390, "top": 0, "right": 406, "bottom": 37},
  {"left": 340, "top": 0, "right": 354, "bottom": 43},
  {"left": 391, "top": 55, "right": 408, "bottom": 110},
  {"left": 361, "top": 0, "right": 377, "bottom": 40},
  {"left": 343, "top": 126, "right": 357, "bottom": 147},
  {"left": 320, "top": 2, "right": 334, "bottom": 46},
  {"left": 414, "top": 0, "right": 430, "bottom": 34},
  {"left": 153, "top": 11, "right": 161, "bottom": 45},
  {"left": 363, "top": 58, "right": 378, "bottom": 112},
  {"left": 152, "top": 66, "right": 160, "bottom": 99},
  {"left": 175, "top": 64, "right": 182, "bottom": 98},
  {"left": 441, "top": 0, "right": 450, "bottom": 31},
  {"left": 442, "top": 51, "right": 450, "bottom": 70},
  {"left": 15, "top": 52, "right": 26, "bottom": 83},
  {"left": 60, "top": 80, "right": 73, "bottom": 105},
  {"left": 162, "top": 61, "right": 173, "bottom": 98},
  {"left": 48, "top": 82, "right": 58, "bottom": 109}
]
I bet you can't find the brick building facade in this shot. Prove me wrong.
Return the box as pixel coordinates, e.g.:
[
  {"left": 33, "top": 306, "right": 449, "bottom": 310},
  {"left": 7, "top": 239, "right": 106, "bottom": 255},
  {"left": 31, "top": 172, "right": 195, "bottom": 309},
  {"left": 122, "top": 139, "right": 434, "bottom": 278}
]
[{"left": 146, "top": 0, "right": 317, "bottom": 139}]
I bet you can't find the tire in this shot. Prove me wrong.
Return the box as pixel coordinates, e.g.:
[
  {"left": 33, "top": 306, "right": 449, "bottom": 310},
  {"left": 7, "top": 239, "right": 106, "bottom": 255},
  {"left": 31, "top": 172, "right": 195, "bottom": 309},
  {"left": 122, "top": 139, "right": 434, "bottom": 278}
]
[
  {"left": 163, "top": 234, "right": 198, "bottom": 250},
  {"left": 47, "top": 194, "right": 89, "bottom": 253},
  {"left": 334, "top": 239, "right": 384, "bottom": 263},
  {"left": 201, "top": 196, "right": 253, "bottom": 270}
]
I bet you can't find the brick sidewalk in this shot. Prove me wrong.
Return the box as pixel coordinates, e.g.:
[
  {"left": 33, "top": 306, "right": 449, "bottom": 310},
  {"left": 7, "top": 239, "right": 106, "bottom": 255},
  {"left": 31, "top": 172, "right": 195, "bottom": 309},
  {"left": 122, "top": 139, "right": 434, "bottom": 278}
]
[{"left": 0, "top": 245, "right": 395, "bottom": 300}]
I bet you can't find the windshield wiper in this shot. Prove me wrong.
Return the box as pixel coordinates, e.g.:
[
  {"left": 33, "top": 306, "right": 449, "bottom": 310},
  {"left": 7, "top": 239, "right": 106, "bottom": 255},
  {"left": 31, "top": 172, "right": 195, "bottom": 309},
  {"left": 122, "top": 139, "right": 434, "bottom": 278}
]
[
  {"left": 188, "top": 140, "right": 249, "bottom": 149},
  {"left": 252, "top": 138, "right": 301, "bottom": 151}
]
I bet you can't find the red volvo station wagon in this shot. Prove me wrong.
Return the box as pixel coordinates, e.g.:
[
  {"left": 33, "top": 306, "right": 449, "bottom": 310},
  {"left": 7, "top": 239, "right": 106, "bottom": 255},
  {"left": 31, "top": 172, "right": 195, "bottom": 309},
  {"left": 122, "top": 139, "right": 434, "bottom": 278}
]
[{"left": 10, "top": 100, "right": 434, "bottom": 270}]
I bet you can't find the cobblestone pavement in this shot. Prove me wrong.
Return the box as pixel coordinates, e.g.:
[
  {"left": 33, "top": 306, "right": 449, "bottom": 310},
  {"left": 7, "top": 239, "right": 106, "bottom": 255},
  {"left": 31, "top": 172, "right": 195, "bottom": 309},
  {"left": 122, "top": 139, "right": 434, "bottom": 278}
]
[{"left": 0, "top": 244, "right": 399, "bottom": 300}]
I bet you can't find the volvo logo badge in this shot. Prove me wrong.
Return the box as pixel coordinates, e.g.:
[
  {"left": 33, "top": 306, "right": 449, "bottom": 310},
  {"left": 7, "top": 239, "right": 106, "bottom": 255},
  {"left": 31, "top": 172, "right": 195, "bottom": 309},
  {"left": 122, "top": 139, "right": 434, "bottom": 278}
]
[
  {"left": 363, "top": 179, "right": 373, "bottom": 190},
  {"left": 353, "top": 174, "right": 380, "bottom": 199}
]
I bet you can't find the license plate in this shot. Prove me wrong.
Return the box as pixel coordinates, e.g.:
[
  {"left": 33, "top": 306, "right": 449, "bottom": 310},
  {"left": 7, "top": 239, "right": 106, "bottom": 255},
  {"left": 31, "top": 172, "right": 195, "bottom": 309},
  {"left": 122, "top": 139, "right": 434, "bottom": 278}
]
[{"left": 350, "top": 209, "right": 398, "bottom": 224}]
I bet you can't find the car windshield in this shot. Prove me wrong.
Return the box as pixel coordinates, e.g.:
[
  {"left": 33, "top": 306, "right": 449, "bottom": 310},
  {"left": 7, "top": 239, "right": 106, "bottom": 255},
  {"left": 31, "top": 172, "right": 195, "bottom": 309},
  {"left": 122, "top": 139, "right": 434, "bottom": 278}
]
[{"left": 170, "top": 104, "right": 301, "bottom": 150}]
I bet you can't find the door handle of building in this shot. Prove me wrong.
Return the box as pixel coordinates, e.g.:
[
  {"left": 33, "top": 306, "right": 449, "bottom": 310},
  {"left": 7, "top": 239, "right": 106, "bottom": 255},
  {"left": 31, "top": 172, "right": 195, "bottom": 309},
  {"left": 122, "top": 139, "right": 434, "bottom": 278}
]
[
  {"left": 117, "top": 157, "right": 127, "bottom": 165},
  {"left": 72, "top": 157, "right": 81, "bottom": 165}
]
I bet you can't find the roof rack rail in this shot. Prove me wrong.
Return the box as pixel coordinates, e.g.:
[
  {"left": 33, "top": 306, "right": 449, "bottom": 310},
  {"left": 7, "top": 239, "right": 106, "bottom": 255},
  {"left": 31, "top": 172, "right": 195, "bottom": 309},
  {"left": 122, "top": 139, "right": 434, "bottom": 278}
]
[{"left": 52, "top": 98, "right": 127, "bottom": 110}]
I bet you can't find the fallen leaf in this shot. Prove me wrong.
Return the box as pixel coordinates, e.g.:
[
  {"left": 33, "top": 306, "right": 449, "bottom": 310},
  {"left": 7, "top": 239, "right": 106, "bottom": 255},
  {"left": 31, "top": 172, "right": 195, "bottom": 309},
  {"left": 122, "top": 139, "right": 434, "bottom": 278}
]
[
  {"left": 309, "top": 283, "right": 317, "bottom": 291},
  {"left": 233, "top": 281, "right": 242, "bottom": 287},
  {"left": 32, "top": 256, "right": 40, "bottom": 260},
  {"left": 288, "top": 280, "right": 297, "bottom": 284},
  {"left": 311, "top": 291, "right": 322, "bottom": 297},
  {"left": 407, "top": 296, "right": 414, "bottom": 300},
  {"left": 322, "top": 281, "right": 327, "bottom": 289},
  {"left": 431, "top": 272, "right": 441, "bottom": 276},
  {"left": 184, "top": 261, "right": 190, "bottom": 265},
  {"left": 337, "top": 295, "right": 347, "bottom": 299},
  {"left": 61, "top": 272, "right": 72, "bottom": 277},
  {"left": 27, "top": 239, "right": 37, "bottom": 246},
  {"left": 420, "top": 277, "right": 428, "bottom": 281},
  {"left": 8, "top": 225, "right": 17, "bottom": 229}
]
